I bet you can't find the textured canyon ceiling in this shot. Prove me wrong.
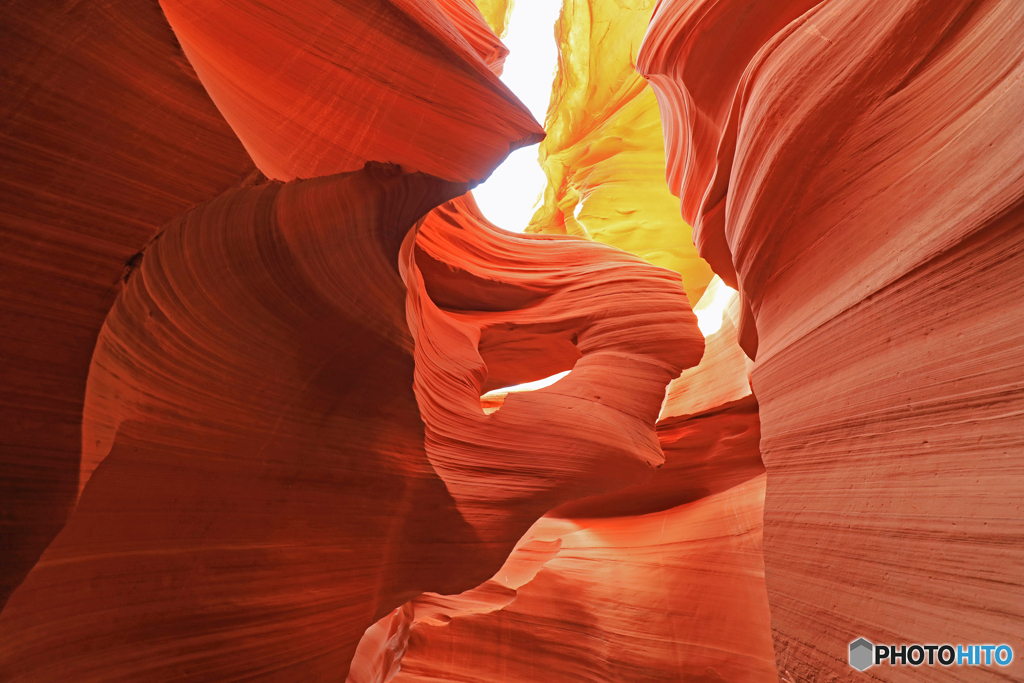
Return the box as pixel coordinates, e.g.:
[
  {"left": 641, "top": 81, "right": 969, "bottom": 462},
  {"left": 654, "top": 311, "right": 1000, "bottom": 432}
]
[{"left": 0, "top": 0, "right": 1021, "bottom": 681}]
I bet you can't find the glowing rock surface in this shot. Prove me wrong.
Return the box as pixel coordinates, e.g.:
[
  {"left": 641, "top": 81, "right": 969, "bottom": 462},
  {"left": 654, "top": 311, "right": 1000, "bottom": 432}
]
[
  {"left": 0, "top": 0, "right": 1020, "bottom": 680},
  {"left": 527, "top": 0, "right": 714, "bottom": 304},
  {"left": 640, "top": 0, "right": 1024, "bottom": 679},
  {"left": 472, "top": 0, "right": 513, "bottom": 38}
]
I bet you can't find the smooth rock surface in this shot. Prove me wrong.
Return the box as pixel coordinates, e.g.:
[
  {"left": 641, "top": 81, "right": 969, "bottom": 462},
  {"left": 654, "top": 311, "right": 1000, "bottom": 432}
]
[
  {"left": 640, "top": 0, "right": 1024, "bottom": 679},
  {"left": 0, "top": 166, "right": 700, "bottom": 680},
  {"left": 159, "top": 0, "right": 543, "bottom": 183},
  {"left": 0, "top": 0, "right": 255, "bottom": 612}
]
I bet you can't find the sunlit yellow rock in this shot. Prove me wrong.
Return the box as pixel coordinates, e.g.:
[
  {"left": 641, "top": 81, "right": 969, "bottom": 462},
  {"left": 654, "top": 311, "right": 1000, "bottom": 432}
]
[
  {"left": 473, "top": 0, "right": 512, "bottom": 37},
  {"left": 527, "top": 0, "right": 713, "bottom": 304}
]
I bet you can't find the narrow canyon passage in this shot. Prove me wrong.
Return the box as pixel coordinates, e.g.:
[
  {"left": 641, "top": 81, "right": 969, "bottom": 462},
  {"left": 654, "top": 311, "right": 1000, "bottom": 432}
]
[{"left": 0, "top": 0, "right": 1021, "bottom": 682}]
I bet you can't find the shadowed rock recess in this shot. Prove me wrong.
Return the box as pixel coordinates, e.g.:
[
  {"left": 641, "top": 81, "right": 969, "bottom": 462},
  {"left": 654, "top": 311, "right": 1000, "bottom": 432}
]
[{"left": 0, "top": 0, "right": 1020, "bottom": 681}]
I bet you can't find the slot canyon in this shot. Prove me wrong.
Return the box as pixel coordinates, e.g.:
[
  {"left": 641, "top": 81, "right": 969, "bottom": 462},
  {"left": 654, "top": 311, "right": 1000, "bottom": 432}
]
[{"left": 0, "top": 0, "right": 1021, "bottom": 681}]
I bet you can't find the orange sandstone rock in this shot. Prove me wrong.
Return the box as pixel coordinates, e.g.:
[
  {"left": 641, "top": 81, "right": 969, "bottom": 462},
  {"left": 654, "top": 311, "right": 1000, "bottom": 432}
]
[
  {"left": 0, "top": 0, "right": 540, "bottom": 617},
  {"left": 435, "top": 0, "right": 512, "bottom": 74},
  {"left": 352, "top": 478, "right": 775, "bottom": 683},
  {"left": 640, "top": 0, "right": 1024, "bottom": 679},
  {"left": 0, "top": 0, "right": 255, "bottom": 612},
  {"left": 0, "top": 167, "right": 701, "bottom": 680},
  {"left": 407, "top": 193, "right": 704, "bottom": 545},
  {"left": 159, "top": 0, "right": 543, "bottom": 183},
  {"left": 2, "top": 166, "right": 469, "bottom": 682},
  {"left": 348, "top": 276, "right": 772, "bottom": 682}
]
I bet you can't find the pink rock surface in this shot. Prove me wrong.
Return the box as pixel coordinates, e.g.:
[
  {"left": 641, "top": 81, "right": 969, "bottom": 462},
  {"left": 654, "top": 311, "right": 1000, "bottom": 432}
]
[
  {"left": 640, "top": 0, "right": 1024, "bottom": 679},
  {"left": 353, "top": 476, "right": 775, "bottom": 683}
]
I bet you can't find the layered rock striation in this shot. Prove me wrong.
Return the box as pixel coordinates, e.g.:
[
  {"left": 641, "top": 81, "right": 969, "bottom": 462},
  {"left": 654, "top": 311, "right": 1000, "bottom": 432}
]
[
  {"left": 0, "top": 0, "right": 256, "bottom": 613},
  {"left": 1, "top": 0, "right": 1020, "bottom": 680},
  {"left": 1, "top": 160, "right": 701, "bottom": 679},
  {"left": 159, "top": 0, "right": 541, "bottom": 182},
  {"left": 640, "top": 0, "right": 1024, "bottom": 679},
  {"left": 347, "top": 283, "right": 776, "bottom": 683}
]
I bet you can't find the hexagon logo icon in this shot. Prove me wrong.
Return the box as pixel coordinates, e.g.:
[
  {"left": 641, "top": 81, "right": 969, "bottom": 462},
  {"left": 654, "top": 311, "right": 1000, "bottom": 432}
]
[{"left": 849, "top": 638, "right": 874, "bottom": 671}]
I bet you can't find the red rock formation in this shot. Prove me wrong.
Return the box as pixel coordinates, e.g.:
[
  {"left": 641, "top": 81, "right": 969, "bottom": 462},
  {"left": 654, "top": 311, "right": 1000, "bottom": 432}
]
[
  {"left": 2, "top": 167, "right": 467, "bottom": 681},
  {"left": 7, "top": 0, "right": 1018, "bottom": 678},
  {"left": 435, "top": 0, "right": 512, "bottom": 74},
  {"left": 0, "top": 0, "right": 538, "bottom": 617},
  {"left": 159, "top": 0, "right": 543, "bottom": 183},
  {"left": 0, "top": 0, "right": 255, "bottom": 612},
  {"left": 408, "top": 193, "right": 704, "bottom": 546},
  {"left": 348, "top": 282, "right": 774, "bottom": 682},
  {"left": 640, "top": 0, "right": 1024, "bottom": 679},
  {"left": 387, "top": 477, "right": 774, "bottom": 683},
  {"left": 0, "top": 168, "right": 700, "bottom": 679},
  {"left": 636, "top": 0, "right": 820, "bottom": 292},
  {"left": 660, "top": 279, "right": 753, "bottom": 421},
  {"left": 554, "top": 286, "right": 761, "bottom": 520}
]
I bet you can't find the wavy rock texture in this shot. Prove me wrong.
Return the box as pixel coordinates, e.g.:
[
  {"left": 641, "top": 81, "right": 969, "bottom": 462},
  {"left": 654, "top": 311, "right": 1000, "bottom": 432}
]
[
  {"left": 408, "top": 194, "right": 705, "bottom": 544},
  {"left": 159, "top": 0, "right": 542, "bottom": 183},
  {"left": 640, "top": 0, "right": 1024, "bottom": 680},
  {"left": 661, "top": 278, "right": 753, "bottom": 421},
  {"left": 1, "top": 167, "right": 468, "bottom": 682},
  {"left": 554, "top": 283, "right": 760, "bottom": 520},
  {"left": 436, "top": 0, "right": 512, "bottom": 74},
  {"left": 390, "top": 477, "right": 773, "bottom": 683},
  {"left": 0, "top": 0, "right": 538, "bottom": 617},
  {"left": 348, "top": 283, "right": 775, "bottom": 682},
  {"left": 0, "top": 169, "right": 700, "bottom": 680},
  {"left": 526, "top": 0, "right": 713, "bottom": 304},
  {"left": 0, "top": 0, "right": 256, "bottom": 612},
  {"left": 6, "top": 0, "right": 1017, "bottom": 679}
]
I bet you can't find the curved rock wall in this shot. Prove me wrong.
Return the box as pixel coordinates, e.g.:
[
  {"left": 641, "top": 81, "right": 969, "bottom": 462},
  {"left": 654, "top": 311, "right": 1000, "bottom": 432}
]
[
  {"left": 390, "top": 476, "right": 774, "bottom": 683},
  {"left": 0, "top": 0, "right": 256, "bottom": 612},
  {"left": 640, "top": 0, "right": 1024, "bottom": 679},
  {"left": 2, "top": 0, "right": 1019, "bottom": 680},
  {"left": 527, "top": 0, "right": 714, "bottom": 304},
  {"left": 1, "top": 167, "right": 700, "bottom": 680},
  {"left": 347, "top": 281, "right": 774, "bottom": 682},
  {"left": 159, "top": 0, "right": 542, "bottom": 182}
]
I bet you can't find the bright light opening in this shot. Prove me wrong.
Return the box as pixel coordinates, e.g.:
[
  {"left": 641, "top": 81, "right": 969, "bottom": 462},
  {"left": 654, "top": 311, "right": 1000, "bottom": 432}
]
[
  {"left": 480, "top": 369, "right": 571, "bottom": 414},
  {"left": 693, "top": 276, "right": 738, "bottom": 337},
  {"left": 473, "top": 0, "right": 562, "bottom": 232},
  {"left": 483, "top": 370, "right": 571, "bottom": 400},
  {"left": 573, "top": 200, "right": 584, "bottom": 222}
]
